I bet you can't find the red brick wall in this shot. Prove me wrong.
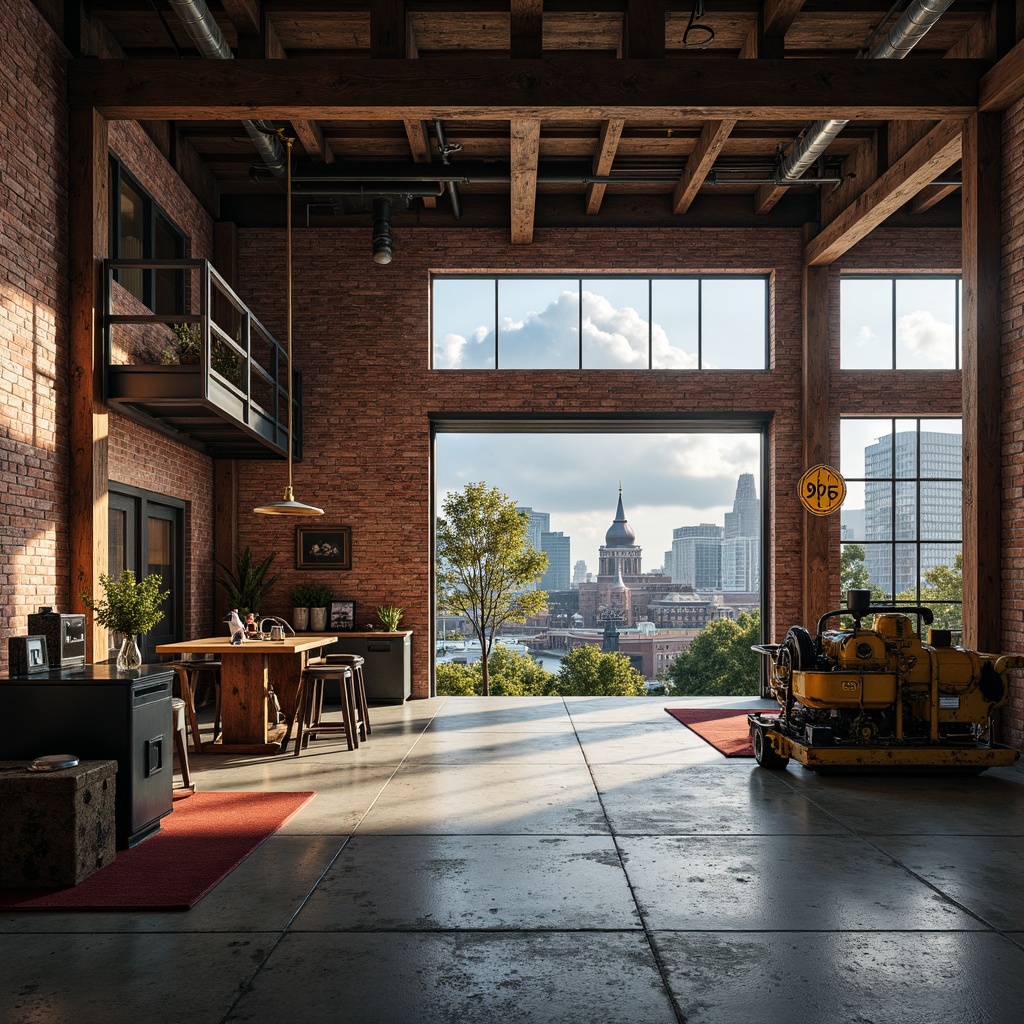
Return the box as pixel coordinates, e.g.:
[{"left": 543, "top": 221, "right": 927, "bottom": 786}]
[
  {"left": 0, "top": 0, "right": 69, "bottom": 671},
  {"left": 106, "top": 121, "right": 218, "bottom": 640},
  {"left": 1001, "top": 99, "right": 1024, "bottom": 748},
  {"left": 232, "top": 226, "right": 810, "bottom": 696}
]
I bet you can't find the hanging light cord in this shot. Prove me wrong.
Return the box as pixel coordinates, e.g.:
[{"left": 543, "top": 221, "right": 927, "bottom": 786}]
[{"left": 283, "top": 131, "right": 294, "bottom": 497}]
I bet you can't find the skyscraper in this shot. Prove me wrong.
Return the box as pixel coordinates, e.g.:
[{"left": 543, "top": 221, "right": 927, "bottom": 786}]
[
  {"left": 541, "top": 531, "right": 571, "bottom": 591},
  {"left": 672, "top": 523, "right": 723, "bottom": 589},
  {"left": 721, "top": 473, "right": 760, "bottom": 591}
]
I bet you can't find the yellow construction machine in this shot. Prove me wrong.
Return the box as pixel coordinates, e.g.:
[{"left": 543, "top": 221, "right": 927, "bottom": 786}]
[{"left": 749, "top": 589, "right": 1022, "bottom": 772}]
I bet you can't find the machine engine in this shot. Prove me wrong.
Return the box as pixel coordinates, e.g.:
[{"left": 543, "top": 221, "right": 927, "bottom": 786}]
[{"left": 749, "top": 589, "right": 1023, "bottom": 772}]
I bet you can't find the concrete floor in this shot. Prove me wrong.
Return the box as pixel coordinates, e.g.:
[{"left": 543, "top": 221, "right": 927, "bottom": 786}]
[{"left": 4, "top": 694, "right": 1024, "bottom": 1023}]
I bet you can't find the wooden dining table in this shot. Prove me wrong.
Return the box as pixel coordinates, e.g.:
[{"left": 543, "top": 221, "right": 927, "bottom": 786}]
[{"left": 156, "top": 634, "right": 337, "bottom": 754}]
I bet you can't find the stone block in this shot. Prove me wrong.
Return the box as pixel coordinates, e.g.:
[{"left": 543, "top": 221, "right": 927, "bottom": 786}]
[{"left": 0, "top": 759, "right": 117, "bottom": 887}]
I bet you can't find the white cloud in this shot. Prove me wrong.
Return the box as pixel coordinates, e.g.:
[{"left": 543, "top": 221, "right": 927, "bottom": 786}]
[{"left": 896, "top": 310, "right": 955, "bottom": 364}]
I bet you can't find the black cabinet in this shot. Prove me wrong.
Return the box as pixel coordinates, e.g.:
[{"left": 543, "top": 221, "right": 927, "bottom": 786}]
[
  {"left": 328, "top": 632, "right": 412, "bottom": 704},
  {"left": 1, "top": 665, "right": 174, "bottom": 847}
]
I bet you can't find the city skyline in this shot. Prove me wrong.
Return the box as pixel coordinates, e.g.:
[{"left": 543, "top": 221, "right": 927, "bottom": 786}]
[{"left": 435, "top": 432, "right": 762, "bottom": 572}]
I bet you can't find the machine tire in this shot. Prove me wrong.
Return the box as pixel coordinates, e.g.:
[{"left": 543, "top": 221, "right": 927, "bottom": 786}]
[
  {"left": 752, "top": 724, "right": 789, "bottom": 769},
  {"left": 784, "top": 626, "right": 815, "bottom": 671}
]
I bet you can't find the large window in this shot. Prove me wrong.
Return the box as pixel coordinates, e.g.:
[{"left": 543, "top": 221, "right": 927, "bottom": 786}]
[
  {"left": 109, "top": 158, "right": 185, "bottom": 315},
  {"left": 840, "top": 418, "right": 962, "bottom": 630},
  {"left": 840, "top": 275, "right": 961, "bottom": 369},
  {"left": 432, "top": 275, "right": 768, "bottom": 370}
]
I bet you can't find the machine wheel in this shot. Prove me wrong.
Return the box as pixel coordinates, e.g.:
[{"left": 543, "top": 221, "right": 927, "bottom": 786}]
[
  {"left": 783, "top": 626, "right": 816, "bottom": 671},
  {"left": 752, "top": 724, "right": 790, "bottom": 770}
]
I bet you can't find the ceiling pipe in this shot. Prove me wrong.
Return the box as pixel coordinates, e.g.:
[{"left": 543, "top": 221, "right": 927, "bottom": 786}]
[
  {"left": 777, "top": 0, "right": 956, "bottom": 183},
  {"left": 166, "top": 0, "right": 287, "bottom": 180}
]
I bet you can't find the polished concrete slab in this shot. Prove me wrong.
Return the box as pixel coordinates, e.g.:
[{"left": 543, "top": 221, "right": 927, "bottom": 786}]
[{"left": 2, "top": 696, "right": 1024, "bottom": 1024}]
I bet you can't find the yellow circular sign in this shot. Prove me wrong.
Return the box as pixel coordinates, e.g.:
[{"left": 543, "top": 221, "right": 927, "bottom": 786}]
[{"left": 799, "top": 464, "right": 847, "bottom": 517}]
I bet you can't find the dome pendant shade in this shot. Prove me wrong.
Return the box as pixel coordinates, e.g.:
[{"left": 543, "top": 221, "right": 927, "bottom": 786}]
[
  {"left": 254, "top": 132, "right": 324, "bottom": 518},
  {"left": 253, "top": 486, "right": 325, "bottom": 517}
]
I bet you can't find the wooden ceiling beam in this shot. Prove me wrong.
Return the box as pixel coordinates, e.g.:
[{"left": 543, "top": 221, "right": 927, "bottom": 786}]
[
  {"left": 69, "top": 57, "right": 986, "bottom": 120},
  {"left": 404, "top": 118, "right": 437, "bottom": 206},
  {"left": 510, "top": 0, "right": 544, "bottom": 60},
  {"left": 511, "top": 116, "right": 541, "bottom": 243},
  {"left": 623, "top": 0, "right": 665, "bottom": 59},
  {"left": 371, "top": 0, "right": 408, "bottom": 59},
  {"left": 979, "top": 35, "right": 1024, "bottom": 110},
  {"left": 910, "top": 182, "right": 959, "bottom": 214},
  {"left": 220, "top": 0, "right": 261, "bottom": 38},
  {"left": 585, "top": 116, "right": 624, "bottom": 215},
  {"left": 671, "top": 118, "right": 736, "bottom": 214},
  {"left": 804, "top": 119, "right": 962, "bottom": 266}
]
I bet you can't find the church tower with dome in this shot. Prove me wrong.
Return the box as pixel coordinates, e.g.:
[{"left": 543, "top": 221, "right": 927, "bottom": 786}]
[{"left": 598, "top": 486, "right": 642, "bottom": 579}]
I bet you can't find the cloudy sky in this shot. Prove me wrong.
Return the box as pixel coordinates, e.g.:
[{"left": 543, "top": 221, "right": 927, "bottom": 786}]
[{"left": 436, "top": 432, "right": 762, "bottom": 573}]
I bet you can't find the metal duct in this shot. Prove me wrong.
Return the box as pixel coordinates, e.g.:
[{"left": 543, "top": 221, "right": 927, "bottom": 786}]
[
  {"left": 777, "top": 0, "right": 956, "bottom": 182},
  {"left": 167, "top": 0, "right": 287, "bottom": 180}
]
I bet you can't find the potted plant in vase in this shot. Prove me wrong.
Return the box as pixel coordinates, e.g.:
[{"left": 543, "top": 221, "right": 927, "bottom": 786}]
[
  {"left": 216, "top": 547, "right": 278, "bottom": 621},
  {"left": 377, "top": 604, "right": 404, "bottom": 632},
  {"left": 306, "top": 583, "right": 334, "bottom": 632},
  {"left": 290, "top": 583, "right": 312, "bottom": 631},
  {"left": 81, "top": 570, "right": 170, "bottom": 671}
]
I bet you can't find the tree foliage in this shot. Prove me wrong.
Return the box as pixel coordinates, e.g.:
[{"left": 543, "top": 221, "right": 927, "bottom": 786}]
[
  {"left": 436, "top": 482, "right": 549, "bottom": 695},
  {"left": 81, "top": 570, "right": 169, "bottom": 637},
  {"left": 897, "top": 553, "right": 963, "bottom": 631},
  {"left": 840, "top": 544, "right": 886, "bottom": 602},
  {"left": 436, "top": 646, "right": 554, "bottom": 697},
  {"left": 549, "top": 644, "right": 647, "bottom": 697},
  {"left": 667, "top": 610, "right": 761, "bottom": 696}
]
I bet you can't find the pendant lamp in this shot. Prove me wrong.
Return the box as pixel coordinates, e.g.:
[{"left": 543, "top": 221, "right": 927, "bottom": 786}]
[{"left": 254, "top": 132, "right": 324, "bottom": 516}]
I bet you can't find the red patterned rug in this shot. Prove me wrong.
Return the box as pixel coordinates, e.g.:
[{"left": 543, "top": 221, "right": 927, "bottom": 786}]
[
  {"left": 0, "top": 790, "right": 314, "bottom": 911},
  {"left": 666, "top": 707, "right": 779, "bottom": 757}
]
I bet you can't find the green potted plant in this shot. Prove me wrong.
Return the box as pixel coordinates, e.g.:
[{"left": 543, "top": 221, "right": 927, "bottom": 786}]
[
  {"left": 306, "top": 583, "right": 334, "bottom": 632},
  {"left": 216, "top": 547, "right": 278, "bottom": 619},
  {"left": 290, "top": 583, "right": 313, "bottom": 631},
  {"left": 81, "top": 570, "right": 170, "bottom": 671},
  {"left": 377, "top": 604, "right": 404, "bottom": 632}
]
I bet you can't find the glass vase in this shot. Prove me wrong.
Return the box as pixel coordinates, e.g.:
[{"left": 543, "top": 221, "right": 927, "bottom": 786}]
[{"left": 117, "top": 635, "right": 143, "bottom": 672}]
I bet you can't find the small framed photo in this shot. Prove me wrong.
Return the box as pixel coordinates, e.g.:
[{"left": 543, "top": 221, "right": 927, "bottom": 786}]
[
  {"left": 296, "top": 524, "right": 352, "bottom": 570},
  {"left": 329, "top": 600, "right": 356, "bottom": 631},
  {"left": 8, "top": 635, "right": 50, "bottom": 675}
]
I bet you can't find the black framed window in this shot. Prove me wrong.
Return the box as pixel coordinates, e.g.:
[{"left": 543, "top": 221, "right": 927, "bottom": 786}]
[
  {"left": 108, "top": 485, "right": 185, "bottom": 663},
  {"left": 431, "top": 274, "right": 769, "bottom": 370},
  {"left": 840, "top": 418, "right": 962, "bottom": 631},
  {"left": 109, "top": 158, "right": 185, "bottom": 314}
]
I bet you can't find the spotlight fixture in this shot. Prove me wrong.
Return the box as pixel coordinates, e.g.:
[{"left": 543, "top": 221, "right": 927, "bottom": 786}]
[
  {"left": 254, "top": 132, "right": 324, "bottom": 517},
  {"left": 372, "top": 196, "right": 393, "bottom": 265}
]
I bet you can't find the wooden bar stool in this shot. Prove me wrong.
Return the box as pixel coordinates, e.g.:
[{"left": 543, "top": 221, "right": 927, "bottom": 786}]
[
  {"left": 171, "top": 697, "right": 195, "bottom": 792},
  {"left": 290, "top": 663, "right": 364, "bottom": 755},
  {"left": 170, "top": 659, "right": 221, "bottom": 753},
  {"left": 322, "top": 653, "right": 371, "bottom": 738}
]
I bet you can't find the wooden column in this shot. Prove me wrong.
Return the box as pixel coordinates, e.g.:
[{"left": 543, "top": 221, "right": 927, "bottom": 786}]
[
  {"left": 803, "top": 263, "right": 831, "bottom": 628},
  {"left": 961, "top": 111, "right": 1003, "bottom": 652},
  {"left": 68, "top": 107, "right": 109, "bottom": 661}
]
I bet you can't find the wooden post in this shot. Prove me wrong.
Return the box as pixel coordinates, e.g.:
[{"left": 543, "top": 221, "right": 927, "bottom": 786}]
[
  {"left": 68, "top": 107, "right": 109, "bottom": 661},
  {"left": 961, "top": 111, "right": 1002, "bottom": 652},
  {"left": 803, "top": 263, "right": 831, "bottom": 628}
]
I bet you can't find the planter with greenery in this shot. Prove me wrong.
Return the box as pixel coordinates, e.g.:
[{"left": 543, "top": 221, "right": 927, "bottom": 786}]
[
  {"left": 376, "top": 604, "right": 404, "bottom": 631},
  {"left": 290, "top": 583, "right": 313, "bottom": 631},
  {"left": 81, "top": 570, "right": 170, "bottom": 671},
  {"left": 216, "top": 548, "right": 278, "bottom": 618},
  {"left": 305, "top": 583, "right": 334, "bottom": 632}
]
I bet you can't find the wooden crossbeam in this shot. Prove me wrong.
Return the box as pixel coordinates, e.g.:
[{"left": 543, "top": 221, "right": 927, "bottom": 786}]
[
  {"left": 671, "top": 118, "right": 735, "bottom": 215},
  {"left": 404, "top": 118, "right": 437, "bottom": 206},
  {"left": 69, "top": 57, "right": 985, "bottom": 121},
  {"left": 979, "top": 34, "right": 1024, "bottom": 110},
  {"left": 585, "top": 117, "right": 624, "bottom": 215},
  {"left": 511, "top": 117, "right": 541, "bottom": 244},
  {"left": 804, "top": 120, "right": 962, "bottom": 266},
  {"left": 623, "top": 0, "right": 665, "bottom": 59},
  {"left": 511, "top": 0, "right": 544, "bottom": 59}
]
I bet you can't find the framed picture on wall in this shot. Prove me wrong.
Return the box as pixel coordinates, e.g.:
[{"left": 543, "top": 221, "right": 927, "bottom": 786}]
[
  {"left": 329, "top": 600, "right": 356, "bottom": 631},
  {"left": 295, "top": 525, "right": 352, "bottom": 570}
]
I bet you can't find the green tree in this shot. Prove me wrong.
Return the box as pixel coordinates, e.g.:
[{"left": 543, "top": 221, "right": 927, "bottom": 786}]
[
  {"left": 435, "top": 646, "right": 553, "bottom": 697},
  {"left": 840, "top": 544, "right": 886, "bottom": 602},
  {"left": 667, "top": 610, "right": 761, "bottom": 696},
  {"left": 548, "top": 644, "right": 647, "bottom": 697},
  {"left": 436, "top": 482, "right": 549, "bottom": 696},
  {"left": 896, "top": 553, "right": 963, "bottom": 631}
]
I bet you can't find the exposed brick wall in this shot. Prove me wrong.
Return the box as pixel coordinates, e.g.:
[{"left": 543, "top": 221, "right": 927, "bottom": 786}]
[
  {"left": 106, "top": 121, "right": 217, "bottom": 640},
  {"left": 0, "top": 0, "right": 69, "bottom": 673},
  {"left": 1002, "top": 99, "right": 1024, "bottom": 748}
]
